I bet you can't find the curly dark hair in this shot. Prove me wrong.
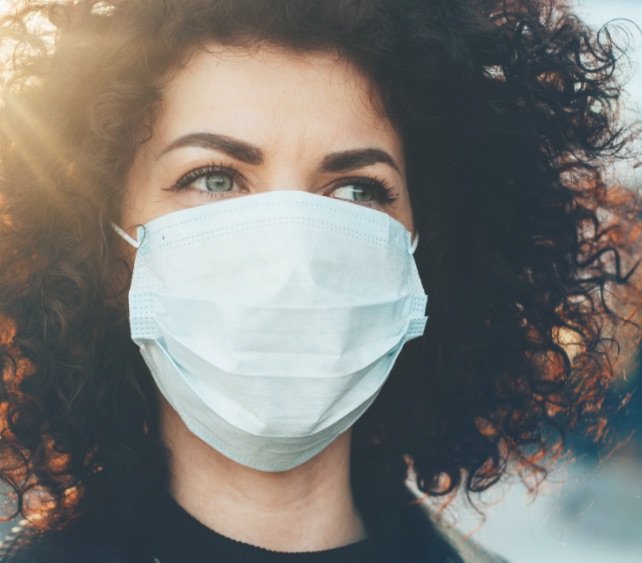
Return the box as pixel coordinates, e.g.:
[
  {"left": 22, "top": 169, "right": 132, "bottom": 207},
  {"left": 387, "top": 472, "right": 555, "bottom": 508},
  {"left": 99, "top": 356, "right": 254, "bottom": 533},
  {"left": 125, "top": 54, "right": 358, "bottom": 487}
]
[{"left": 0, "top": 0, "right": 640, "bottom": 531}]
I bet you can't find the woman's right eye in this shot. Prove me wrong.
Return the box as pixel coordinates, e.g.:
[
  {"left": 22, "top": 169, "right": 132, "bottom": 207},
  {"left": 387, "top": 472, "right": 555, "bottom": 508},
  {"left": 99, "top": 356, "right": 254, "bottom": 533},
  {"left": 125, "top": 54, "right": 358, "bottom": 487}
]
[
  {"left": 193, "top": 171, "right": 234, "bottom": 193},
  {"left": 170, "top": 164, "right": 241, "bottom": 194}
]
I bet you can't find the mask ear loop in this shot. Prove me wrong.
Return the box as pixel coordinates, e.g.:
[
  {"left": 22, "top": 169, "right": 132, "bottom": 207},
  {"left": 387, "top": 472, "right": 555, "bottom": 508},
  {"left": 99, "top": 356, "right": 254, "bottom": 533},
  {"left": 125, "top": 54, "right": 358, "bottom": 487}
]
[
  {"left": 410, "top": 232, "right": 419, "bottom": 255},
  {"left": 111, "top": 222, "right": 142, "bottom": 249}
]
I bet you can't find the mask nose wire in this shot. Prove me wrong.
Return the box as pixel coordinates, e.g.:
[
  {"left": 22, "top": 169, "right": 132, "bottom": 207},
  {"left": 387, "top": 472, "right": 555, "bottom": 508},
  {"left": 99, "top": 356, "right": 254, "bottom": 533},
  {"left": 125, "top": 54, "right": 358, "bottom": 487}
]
[
  {"left": 112, "top": 222, "right": 141, "bottom": 249},
  {"left": 111, "top": 215, "right": 418, "bottom": 254}
]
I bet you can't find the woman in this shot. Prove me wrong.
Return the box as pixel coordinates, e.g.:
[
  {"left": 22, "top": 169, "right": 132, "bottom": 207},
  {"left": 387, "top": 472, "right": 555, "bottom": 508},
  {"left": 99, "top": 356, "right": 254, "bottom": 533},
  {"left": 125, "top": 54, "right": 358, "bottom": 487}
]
[{"left": 0, "top": 0, "right": 639, "bottom": 561}]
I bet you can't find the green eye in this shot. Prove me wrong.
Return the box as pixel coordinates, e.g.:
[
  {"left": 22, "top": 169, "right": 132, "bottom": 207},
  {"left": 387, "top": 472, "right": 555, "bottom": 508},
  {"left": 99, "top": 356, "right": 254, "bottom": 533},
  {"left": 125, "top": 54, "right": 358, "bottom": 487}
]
[
  {"left": 333, "top": 185, "right": 376, "bottom": 202},
  {"left": 330, "top": 178, "right": 398, "bottom": 205},
  {"left": 202, "top": 172, "right": 234, "bottom": 192},
  {"left": 172, "top": 165, "right": 240, "bottom": 194}
]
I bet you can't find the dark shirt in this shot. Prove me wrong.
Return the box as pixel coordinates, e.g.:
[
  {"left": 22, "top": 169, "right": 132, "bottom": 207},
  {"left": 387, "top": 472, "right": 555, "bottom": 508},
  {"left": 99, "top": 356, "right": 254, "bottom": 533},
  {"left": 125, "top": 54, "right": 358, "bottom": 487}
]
[{"left": 0, "top": 494, "right": 474, "bottom": 562}]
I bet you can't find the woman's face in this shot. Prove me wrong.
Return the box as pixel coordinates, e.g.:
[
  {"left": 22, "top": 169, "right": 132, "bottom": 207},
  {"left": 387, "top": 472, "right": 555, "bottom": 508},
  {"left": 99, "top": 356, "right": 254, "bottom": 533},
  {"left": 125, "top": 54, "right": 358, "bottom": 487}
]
[{"left": 121, "top": 43, "right": 413, "bottom": 234}]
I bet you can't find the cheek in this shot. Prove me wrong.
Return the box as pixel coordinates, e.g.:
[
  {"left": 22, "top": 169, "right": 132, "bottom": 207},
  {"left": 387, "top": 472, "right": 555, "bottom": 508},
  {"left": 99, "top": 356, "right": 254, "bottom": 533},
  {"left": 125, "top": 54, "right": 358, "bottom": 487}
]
[
  {"left": 120, "top": 152, "right": 150, "bottom": 228},
  {"left": 120, "top": 149, "right": 171, "bottom": 229},
  {"left": 395, "top": 184, "right": 415, "bottom": 234}
]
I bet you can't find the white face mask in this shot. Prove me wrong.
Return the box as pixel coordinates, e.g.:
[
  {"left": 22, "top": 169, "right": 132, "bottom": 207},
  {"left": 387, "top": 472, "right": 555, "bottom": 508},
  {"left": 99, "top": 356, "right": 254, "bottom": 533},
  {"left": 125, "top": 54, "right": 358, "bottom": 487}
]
[{"left": 114, "top": 190, "right": 428, "bottom": 472}]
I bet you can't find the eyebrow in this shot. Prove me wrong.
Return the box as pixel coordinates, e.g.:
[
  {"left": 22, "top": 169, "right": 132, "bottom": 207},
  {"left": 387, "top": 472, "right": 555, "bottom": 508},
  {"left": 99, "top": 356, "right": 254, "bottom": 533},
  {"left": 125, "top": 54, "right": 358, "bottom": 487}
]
[
  {"left": 320, "top": 148, "right": 400, "bottom": 174},
  {"left": 159, "top": 132, "right": 263, "bottom": 164},
  {"left": 158, "top": 132, "right": 400, "bottom": 173}
]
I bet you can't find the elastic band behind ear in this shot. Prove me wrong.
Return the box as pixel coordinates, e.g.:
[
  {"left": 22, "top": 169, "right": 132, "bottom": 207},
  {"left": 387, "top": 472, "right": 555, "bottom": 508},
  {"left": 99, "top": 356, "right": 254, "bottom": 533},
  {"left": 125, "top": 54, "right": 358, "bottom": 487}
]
[
  {"left": 111, "top": 222, "right": 141, "bottom": 249},
  {"left": 410, "top": 232, "right": 419, "bottom": 254}
]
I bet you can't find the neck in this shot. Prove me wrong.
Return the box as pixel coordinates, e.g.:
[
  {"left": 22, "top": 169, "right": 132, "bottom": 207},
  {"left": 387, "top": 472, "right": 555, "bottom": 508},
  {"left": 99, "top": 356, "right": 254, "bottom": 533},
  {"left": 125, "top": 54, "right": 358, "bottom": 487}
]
[{"left": 159, "top": 398, "right": 367, "bottom": 553}]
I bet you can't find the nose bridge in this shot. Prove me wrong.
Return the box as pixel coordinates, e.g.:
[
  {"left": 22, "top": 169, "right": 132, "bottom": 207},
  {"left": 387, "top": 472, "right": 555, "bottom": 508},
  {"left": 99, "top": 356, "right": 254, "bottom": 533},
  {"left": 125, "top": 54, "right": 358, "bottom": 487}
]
[
  {"left": 266, "top": 184, "right": 307, "bottom": 192},
  {"left": 257, "top": 134, "right": 318, "bottom": 193},
  {"left": 259, "top": 167, "right": 312, "bottom": 193}
]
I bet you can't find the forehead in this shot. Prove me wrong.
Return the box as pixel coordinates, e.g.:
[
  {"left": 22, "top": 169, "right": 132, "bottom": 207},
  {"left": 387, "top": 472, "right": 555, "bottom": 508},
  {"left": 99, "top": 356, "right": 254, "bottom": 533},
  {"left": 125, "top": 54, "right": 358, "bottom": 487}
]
[{"left": 152, "top": 42, "right": 402, "bottom": 157}]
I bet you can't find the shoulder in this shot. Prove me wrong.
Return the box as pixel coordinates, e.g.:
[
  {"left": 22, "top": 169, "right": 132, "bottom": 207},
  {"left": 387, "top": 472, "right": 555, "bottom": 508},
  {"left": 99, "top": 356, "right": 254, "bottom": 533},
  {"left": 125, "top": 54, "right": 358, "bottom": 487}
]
[
  {"left": 425, "top": 511, "right": 508, "bottom": 563},
  {"left": 401, "top": 492, "right": 509, "bottom": 563}
]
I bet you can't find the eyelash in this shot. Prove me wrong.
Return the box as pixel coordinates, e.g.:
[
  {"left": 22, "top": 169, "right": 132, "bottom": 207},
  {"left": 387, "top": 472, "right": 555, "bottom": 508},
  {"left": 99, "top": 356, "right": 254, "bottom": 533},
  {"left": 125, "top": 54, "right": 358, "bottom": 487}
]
[
  {"left": 168, "top": 163, "right": 399, "bottom": 204},
  {"left": 170, "top": 163, "right": 242, "bottom": 192}
]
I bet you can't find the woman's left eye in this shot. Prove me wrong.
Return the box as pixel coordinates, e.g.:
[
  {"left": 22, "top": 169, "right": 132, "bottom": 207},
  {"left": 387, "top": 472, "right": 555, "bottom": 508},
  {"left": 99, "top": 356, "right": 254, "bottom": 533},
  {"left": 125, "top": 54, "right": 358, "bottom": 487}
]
[
  {"left": 332, "top": 184, "right": 376, "bottom": 202},
  {"left": 331, "top": 180, "right": 398, "bottom": 204}
]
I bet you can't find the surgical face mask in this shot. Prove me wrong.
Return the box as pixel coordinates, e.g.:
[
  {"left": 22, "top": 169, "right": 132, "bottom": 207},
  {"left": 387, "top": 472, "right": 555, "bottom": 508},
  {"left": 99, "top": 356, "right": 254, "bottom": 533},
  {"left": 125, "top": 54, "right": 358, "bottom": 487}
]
[{"left": 114, "top": 190, "right": 428, "bottom": 472}]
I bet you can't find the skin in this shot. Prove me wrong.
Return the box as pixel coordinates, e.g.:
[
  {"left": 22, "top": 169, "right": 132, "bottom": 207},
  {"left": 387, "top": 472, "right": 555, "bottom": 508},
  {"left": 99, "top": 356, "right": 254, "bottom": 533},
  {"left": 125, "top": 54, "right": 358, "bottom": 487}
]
[{"left": 120, "top": 42, "right": 414, "bottom": 552}]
